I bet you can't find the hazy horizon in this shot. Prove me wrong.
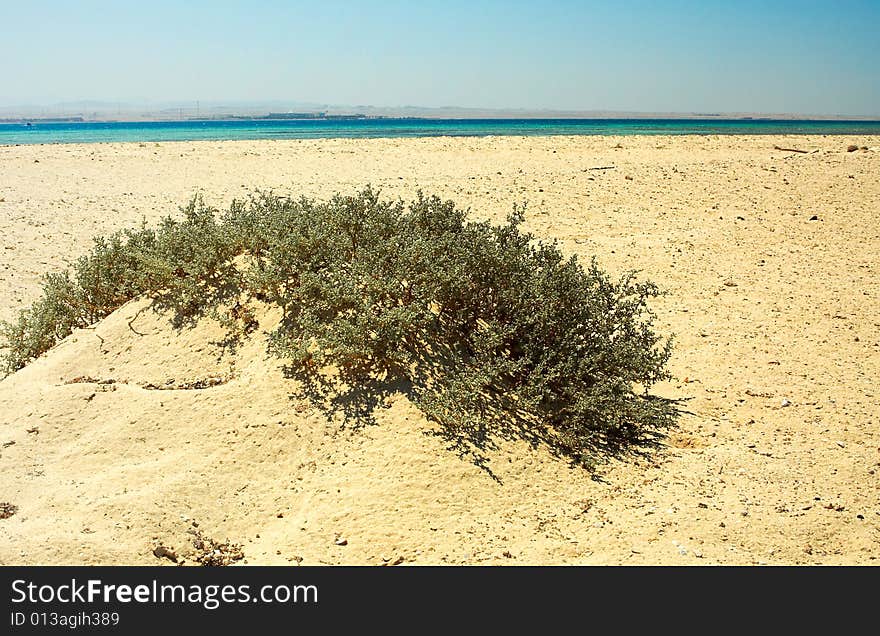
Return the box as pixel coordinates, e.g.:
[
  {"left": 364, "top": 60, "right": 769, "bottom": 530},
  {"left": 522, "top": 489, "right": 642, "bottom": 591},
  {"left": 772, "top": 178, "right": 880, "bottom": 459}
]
[
  {"left": 2, "top": 101, "right": 878, "bottom": 122},
  {"left": 3, "top": 1, "right": 879, "bottom": 118}
]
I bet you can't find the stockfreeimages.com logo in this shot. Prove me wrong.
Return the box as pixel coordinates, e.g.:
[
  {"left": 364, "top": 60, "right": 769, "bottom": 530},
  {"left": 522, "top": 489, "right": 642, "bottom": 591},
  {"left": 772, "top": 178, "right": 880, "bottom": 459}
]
[{"left": 11, "top": 579, "right": 318, "bottom": 610}]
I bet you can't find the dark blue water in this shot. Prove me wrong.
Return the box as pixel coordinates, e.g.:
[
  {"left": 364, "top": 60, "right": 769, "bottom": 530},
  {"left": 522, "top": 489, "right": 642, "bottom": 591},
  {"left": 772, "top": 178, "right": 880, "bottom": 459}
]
[{"left": 2, "top": 118, "right": 879, "bottom": 145}]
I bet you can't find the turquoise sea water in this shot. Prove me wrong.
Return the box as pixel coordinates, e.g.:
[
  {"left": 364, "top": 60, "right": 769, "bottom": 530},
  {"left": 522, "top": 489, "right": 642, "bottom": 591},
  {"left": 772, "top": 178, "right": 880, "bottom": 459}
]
[{"left": 1, "top": 118, "right": 879, "bottom": 145}]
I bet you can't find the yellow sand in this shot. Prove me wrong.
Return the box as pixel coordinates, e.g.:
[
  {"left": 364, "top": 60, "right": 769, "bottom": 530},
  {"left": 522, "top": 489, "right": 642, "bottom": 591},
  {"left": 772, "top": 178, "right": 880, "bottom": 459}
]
[{"left": 0, "top": 135, "right": 878, "bottom": 565}]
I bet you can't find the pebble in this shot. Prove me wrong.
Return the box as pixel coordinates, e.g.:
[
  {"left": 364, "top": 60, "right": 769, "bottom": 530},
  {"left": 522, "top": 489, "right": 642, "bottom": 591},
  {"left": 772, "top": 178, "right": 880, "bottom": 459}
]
[{"left": 153, "top": 546, "right": 178, "bottom": 563}]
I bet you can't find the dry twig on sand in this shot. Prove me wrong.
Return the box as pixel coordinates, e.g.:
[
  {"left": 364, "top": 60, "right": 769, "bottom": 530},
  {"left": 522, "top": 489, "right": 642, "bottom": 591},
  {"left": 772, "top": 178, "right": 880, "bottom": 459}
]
[{"left": 773, "top": 145, "right": 809, "bottom": 154}]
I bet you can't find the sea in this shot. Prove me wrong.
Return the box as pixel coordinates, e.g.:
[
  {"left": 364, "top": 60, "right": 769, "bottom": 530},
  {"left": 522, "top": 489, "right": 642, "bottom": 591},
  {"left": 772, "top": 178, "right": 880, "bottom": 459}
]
[{"left": 1, "top": 118, "right": 879, "bottom": 145}]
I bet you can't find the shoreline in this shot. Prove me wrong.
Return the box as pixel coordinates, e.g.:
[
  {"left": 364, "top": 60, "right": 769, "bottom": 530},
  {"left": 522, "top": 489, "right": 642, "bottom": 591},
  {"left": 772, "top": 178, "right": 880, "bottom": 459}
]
[
  {"left": 2, "top": 131, "right": 880, "bottom": 150},
  {"left": 3, "top": 119, "right": 880, "bottom": 147}
]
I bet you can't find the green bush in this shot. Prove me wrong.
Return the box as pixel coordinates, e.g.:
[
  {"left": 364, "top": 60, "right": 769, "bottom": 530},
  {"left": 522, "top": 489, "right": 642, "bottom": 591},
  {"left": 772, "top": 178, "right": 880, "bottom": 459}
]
[
  {"left": 1, "top": 188, "right": 677, "bottom": 466},
  {"left": 0, "top": 224, "right": 158, "bottom": 372}
]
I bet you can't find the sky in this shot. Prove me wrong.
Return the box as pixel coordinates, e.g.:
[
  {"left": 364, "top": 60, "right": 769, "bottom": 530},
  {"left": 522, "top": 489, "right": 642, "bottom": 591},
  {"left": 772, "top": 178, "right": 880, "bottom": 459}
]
[{"left": 2, "top": 0, "right": 879, "bottom": 116}]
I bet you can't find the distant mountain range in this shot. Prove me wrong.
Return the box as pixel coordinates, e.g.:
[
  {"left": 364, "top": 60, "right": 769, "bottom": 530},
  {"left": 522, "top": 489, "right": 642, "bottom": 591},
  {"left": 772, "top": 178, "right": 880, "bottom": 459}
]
[{"left": 0, "top": 100, "right": 874, "bottom": 121}]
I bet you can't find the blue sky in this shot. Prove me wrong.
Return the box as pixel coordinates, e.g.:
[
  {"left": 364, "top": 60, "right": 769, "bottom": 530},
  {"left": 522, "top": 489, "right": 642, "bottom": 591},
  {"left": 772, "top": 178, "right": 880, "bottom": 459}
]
[{"left": 3, "top": 0, "right": 878, "bottom": 116}]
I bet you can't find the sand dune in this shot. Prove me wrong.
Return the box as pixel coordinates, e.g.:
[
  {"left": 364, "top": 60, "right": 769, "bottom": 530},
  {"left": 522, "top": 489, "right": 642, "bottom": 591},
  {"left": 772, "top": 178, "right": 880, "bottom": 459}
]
[{"left": 1, "top": 135, "right": 878, "bottom": 564}]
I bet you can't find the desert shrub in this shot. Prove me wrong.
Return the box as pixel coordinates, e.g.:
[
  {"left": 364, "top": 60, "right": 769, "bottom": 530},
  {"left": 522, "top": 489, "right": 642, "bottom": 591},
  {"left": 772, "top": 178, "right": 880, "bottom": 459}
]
[
  {"left": 0, "top": 224, "right": 158, "bottom": 373},
  {"left": 0, "top": 272, "right": 84, "bottom": 373},
  {"left": 146, "top": 196, "right": 246, "bottom": 326},
  {"left": 73, "top": 226, "right": 158, "bottom": 321},
  {"left": 0, "top": 188, "right": 676, "bottom": 465}
]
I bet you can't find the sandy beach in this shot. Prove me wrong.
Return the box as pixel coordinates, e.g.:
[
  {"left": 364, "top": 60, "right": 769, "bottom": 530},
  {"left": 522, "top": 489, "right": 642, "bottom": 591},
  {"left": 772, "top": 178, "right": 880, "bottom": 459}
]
[{"left": 0, "top": 134, "right": 878, "bottom": 565}]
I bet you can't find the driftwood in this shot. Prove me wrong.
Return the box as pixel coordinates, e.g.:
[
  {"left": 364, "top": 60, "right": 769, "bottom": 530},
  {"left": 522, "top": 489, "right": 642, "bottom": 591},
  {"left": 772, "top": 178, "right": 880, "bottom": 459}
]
[
  {"left": 587, "top": 165, "right": 617, "bottom": 171},
  {"left": 773, "top": 145, "right": 809, "bottom": 154}
]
